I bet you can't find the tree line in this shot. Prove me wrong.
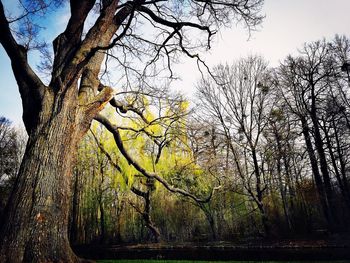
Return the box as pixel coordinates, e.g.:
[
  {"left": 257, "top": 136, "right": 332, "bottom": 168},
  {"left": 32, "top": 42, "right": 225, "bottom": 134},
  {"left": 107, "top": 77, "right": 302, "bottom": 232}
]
[
  {"left": 1, "top": 36, "right": 349, "bottom": 245},
  {"left": 6, "top": 35, "right": 343, "bottom": 245}
]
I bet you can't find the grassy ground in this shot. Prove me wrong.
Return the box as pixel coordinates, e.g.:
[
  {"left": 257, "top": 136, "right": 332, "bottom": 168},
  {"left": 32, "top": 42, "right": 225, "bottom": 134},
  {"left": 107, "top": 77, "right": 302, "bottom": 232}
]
[{"left": 97, "top": 260, "right": 350, "bottom": 263}]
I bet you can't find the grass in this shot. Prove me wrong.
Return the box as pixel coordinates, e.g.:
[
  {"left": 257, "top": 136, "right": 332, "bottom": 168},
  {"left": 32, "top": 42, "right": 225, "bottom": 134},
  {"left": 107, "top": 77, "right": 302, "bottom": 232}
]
[{"left": 97, "top": 260, "right": 350, "bottom": 263}]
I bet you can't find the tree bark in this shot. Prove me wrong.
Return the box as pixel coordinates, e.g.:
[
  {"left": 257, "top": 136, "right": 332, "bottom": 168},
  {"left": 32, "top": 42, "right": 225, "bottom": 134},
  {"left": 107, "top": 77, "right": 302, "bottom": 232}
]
[{"left": 0, "top": 90, "right": 88, "bottom": 262}]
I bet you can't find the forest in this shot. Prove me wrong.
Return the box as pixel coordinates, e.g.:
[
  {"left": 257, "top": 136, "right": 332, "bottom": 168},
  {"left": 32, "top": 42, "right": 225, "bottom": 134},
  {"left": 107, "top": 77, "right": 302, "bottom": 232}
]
[
  {"left": 0, "top": 0, "right": 350, "bottom": 262},
  {"left": 1, "top": 35, "right": 350, "bottom": 245}
]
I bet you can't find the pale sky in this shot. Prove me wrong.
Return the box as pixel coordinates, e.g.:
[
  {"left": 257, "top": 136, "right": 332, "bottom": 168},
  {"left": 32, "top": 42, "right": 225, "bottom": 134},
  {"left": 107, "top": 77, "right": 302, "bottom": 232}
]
[{"left": 1, "top": 0, "right": 350, "bottom": 126}]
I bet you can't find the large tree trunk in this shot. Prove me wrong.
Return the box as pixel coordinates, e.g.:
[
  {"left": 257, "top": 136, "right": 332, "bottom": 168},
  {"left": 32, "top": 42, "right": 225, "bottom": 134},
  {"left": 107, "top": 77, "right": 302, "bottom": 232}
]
[{"left": 0, "top": 90, "right": 90, "bottom": 262}]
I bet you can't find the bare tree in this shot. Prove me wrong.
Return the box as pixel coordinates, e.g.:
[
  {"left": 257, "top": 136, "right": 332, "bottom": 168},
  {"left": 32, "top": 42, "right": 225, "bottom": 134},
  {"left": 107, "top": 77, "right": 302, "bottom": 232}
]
[
  {"left": 277, "top": 37, "right": 350, "bottom": 231},
  {"left": 197, "top": 56, "right": 274, "bottom": 235}
]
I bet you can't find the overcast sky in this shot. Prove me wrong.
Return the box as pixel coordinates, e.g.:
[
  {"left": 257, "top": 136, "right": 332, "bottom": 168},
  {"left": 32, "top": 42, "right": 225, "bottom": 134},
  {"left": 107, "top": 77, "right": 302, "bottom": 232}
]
[{"left": 1, "top": 0, "right": 350, "bottom": 126}]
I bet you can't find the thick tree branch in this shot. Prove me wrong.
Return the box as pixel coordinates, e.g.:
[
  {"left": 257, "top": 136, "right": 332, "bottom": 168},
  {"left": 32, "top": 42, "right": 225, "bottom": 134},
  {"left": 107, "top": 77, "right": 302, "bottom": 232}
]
[
  {"left": 137, "top": 5, "right": 212, "bottom": 35},
  {"left": 52, "top": 0, "right": 96, "bottom": 75},
  {"left": 0, "top": 2, "right": 44, "bottom": 91},
  {"left": 0, "top": 1, "right": 46, "bottom": 132},
  {"left": 51, "top": 0, "right": 121, "bottom": 89}
]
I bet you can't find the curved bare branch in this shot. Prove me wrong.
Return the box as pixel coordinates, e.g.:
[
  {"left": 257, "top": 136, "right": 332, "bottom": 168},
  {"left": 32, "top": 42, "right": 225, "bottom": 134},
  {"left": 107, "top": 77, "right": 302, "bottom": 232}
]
[{"left": 95, "top": 113, "right": 214, "bottom": 203}]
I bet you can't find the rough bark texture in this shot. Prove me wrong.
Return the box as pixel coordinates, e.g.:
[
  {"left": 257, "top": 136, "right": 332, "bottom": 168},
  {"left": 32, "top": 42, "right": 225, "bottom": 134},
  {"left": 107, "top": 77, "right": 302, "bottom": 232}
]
[{"left": 0, "top": 88, "right": 86, "bottom": 262}]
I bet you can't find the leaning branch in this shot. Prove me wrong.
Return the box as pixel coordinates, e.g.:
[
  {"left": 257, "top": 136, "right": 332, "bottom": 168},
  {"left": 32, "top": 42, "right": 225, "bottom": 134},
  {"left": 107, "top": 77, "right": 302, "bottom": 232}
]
[
  {"left": 0, "top": 1, "right": 47, "bottom": 132},
  {"left": 94, "top": 114, "right": 214, "bottom": 203}
]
